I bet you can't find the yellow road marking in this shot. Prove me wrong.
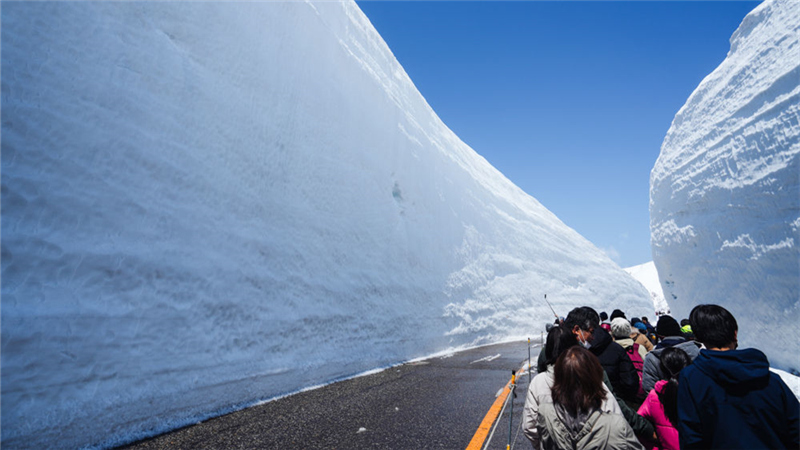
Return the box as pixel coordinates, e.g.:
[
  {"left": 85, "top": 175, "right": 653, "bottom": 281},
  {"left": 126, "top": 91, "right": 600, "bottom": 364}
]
[{"left": 466, "top": 363, "right": 527, "bottom": 450}]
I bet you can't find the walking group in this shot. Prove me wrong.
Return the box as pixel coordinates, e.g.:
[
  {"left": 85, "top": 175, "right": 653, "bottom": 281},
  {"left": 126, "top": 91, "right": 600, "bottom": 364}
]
[{"left": 521, "top": 304, "right": 799, "bottom": 449}]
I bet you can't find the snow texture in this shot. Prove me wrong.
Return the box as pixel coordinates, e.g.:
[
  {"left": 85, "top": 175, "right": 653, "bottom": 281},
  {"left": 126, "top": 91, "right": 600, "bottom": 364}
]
[
  {"left": 650, "top": 0, "right": 800, "bottom": 373},
  {"left": 623, "top": 261, "right": 670, "bottom": 315},
  {"left": 1, "top": 2, "right": 652, "bottom": 448}
]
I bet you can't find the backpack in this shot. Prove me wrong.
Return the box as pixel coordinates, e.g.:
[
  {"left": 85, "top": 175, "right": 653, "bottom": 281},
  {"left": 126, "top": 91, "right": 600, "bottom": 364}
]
[{"left": 626, "top": 343, "right": 646, "bottom": 399}]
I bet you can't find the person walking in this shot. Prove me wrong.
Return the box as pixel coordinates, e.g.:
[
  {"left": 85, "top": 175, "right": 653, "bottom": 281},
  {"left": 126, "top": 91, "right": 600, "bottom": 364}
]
[
  {"left": 677, "top": 304, "right": 800, "bottom": 449},
  {"left": 641, "top": 315, "right": 701, "bottom": 393},
  {"left": 636, "top": 347, "right": 692, "bottom": 450},
  {"left": 591, "top": 319, "right": 640, "bottom": 403},
  {"left": 536, "top": 346, "right": 643, "bottom": 450},
  {"left": 523, "top": 326, "right": 623, "bottom": 449}
]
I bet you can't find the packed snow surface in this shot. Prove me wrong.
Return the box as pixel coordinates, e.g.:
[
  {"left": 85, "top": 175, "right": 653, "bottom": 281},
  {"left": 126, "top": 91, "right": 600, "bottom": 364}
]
[
  {"left": 623, "top": 262, "right": 670, "bottom": 315},
  {"left": 650, "top": 0, "right": 799, "bottom": 373},
  {"left": 1, "top": 2, "right": 652, "bottom": 448}
]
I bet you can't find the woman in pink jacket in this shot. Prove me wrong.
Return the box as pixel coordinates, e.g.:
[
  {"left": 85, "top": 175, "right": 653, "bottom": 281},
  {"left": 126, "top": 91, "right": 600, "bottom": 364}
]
[{"left": 636, "top": 347, "right": 692, "bottom": 450}]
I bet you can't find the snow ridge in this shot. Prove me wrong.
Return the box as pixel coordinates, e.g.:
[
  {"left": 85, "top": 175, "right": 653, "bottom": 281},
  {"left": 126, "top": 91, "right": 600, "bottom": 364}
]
[{"left": 650, "top": 0, "right": 799, "bottom": 372}]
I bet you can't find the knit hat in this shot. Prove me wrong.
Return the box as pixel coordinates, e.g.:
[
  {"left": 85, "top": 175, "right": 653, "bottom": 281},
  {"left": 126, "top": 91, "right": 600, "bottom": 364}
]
[
  {"left": 610, "top": 318, "right": 632, "bottom": 339},
  {"left": 656, "top": 315, "right": 682, "bottom": 337}
]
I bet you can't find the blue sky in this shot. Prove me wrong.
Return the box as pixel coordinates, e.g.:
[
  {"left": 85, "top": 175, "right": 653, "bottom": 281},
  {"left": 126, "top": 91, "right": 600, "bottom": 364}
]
[{"left": 357, "top": 0, "right": 761, "bottom": 268}]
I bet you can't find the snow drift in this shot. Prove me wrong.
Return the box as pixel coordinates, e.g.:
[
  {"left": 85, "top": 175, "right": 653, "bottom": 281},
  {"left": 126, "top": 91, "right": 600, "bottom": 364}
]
[
  {"left": 650, "top": 0, "right": 799, "bottom": 373},
  {"left": 1, "top": 2, "right": 652, "bottom": 448}
]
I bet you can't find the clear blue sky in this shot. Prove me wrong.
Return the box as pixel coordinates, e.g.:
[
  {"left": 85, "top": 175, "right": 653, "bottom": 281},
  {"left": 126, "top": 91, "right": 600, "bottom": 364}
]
[{"left": 357, "top": 0, "right": 761, "bottom": 268}]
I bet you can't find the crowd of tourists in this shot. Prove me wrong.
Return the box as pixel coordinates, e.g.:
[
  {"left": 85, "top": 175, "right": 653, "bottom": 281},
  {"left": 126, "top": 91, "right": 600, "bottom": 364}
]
[{"left": 522, "top": 304, "right": 799, "bottom": 449}]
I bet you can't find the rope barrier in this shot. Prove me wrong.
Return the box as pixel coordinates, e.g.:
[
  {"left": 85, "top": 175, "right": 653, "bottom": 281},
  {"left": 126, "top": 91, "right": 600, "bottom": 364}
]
[
  {"left": 480, "top": 380, "right": 514, "bottom": 450},
  {"left": 468, "top": 335, "right": 545, "bottom": 450}
]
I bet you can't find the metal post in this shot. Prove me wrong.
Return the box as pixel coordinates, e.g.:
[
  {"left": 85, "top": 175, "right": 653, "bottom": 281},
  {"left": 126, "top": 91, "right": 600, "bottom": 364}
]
[{"left": 508, "top": 370, "right": 516, "bottom": 450}]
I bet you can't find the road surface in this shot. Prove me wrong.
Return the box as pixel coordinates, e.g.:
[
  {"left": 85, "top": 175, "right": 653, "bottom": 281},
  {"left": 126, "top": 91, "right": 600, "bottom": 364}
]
[{"left": 121, "top": 339, "right": 542, "bottom": 449}]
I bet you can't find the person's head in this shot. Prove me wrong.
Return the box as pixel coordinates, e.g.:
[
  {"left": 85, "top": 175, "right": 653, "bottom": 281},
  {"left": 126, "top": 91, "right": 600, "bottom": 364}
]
[
  {"left": 634, "top": 322, "right": 648, "bottom": 334},
  {"left": 610, "top": 317, "right": 632, "bottom": 340},
  {"left": 544, "top": 325, "right": 578, "bottom": 366},
  {"left": 690, "top": 304, "right": 738, "bottom": 350},
  {"left": 600, "top": 311, "right": 608, "bottom": 322},
  {"left": 656, "top": 315, "right": 683, "bottom": 338},
  {"left": 641, "top": 316, "right": 650, "bottom": 324},
  {"left": 551, "top": 346, "right": 606, "bottom": 416},
  {"left": 609, "top": 309, "right": 626, "bottom": 321},
  {"left": 563, "top": 307, "right": 599, "bottom": 346},
  {"left": 657, "top": 347, "right": 693, "bottom": 425},
  {"left": 630, "top": 317, "right": 642, "bottom": 326},
  {"left": 680, "top": 319, "right": 691, "bottom": 327},
  {"left": 659, "top": 347, "right": 692, "bottom": 379}
]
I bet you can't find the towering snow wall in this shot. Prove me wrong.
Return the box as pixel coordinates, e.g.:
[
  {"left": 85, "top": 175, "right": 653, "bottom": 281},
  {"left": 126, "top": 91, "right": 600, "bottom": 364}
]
[
  {"left": 651, "top": 0, "right": 799, "bottom": 372},
  {"left": 1, "top": 2, "right": 652, "bottom": 448}
]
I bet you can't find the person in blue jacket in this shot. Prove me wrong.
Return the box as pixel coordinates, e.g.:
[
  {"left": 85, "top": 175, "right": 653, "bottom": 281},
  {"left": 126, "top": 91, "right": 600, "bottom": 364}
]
[{"left": 677, "top": 304, "right": 800, "bottom": 449}]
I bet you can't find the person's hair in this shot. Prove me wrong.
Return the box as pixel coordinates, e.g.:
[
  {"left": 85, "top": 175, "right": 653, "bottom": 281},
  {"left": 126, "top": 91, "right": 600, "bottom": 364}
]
[
  {"left": 609, "top": 309, "right": 626, "bottom": 321},
  {"left": 641, "top": 316, "right": 649, "bottom": 323},
  {"left": 690, "top": 304, "right": 737, "bottom": 348},
  {"left": 656, "top": 315, "right": 683, "bottom": 337},
  {"left": 680, "top": 318, "right": 691, "bottom": 327},
  {"left": 563, "top": 307, "right": 599, "bottom": 333},
  {"left": 630, "top": 317, "right": 642, "bottom": 326},
  {"left": 600, "top": 311, "right": 608, "bottom": 321},
  {"left": 551, "top": 346, "right": 606, "bottom": 416},
  {"left": 657, "top": 347, "right": 692, "bottom": 425},
  {"left": 545, "top": 325, "right": 578, "bottom": 366},
  {"left": 610, "top": 317, "right": 632, "bottom": 339}
]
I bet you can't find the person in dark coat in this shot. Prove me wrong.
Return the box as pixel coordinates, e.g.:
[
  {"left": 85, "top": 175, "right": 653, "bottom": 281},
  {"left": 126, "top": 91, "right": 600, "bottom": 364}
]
[
  {"left": 677, "top": 304, "right": 800, "bottom": 449},
  {"left": 591, "top": 324, "right": 640, "bottom": 403},
  {"left": 562, "top": 306, "right": 655, "bottom": 441},
  {"left": 641, "top": 315, "right": 701, "bottom": 393}
]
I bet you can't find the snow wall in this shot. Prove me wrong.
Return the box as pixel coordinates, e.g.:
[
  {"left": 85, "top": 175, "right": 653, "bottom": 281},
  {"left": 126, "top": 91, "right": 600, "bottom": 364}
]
[
  {"left": 1, "top": 2, "right": 652, "bottom": 448},
  {"left": 651, "top": 0, "right": 800, "bottom": 373}
]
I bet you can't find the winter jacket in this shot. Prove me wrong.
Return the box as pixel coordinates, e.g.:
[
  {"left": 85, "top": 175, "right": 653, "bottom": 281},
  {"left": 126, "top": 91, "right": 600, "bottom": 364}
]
[
  {"left": 637, "top": 380, "right": 678, "bottom": 450},
  {"left": 537, "top": 402, "right": 644, "bottom": 450},
  {"left": 641, "top": 337, "right": 701, "bottom": 393},
  {"left": 677, "top": 348, "right": 800, "bottom": 449},
  {"left": 591, "top": 327, "right": 640, "bottom": 401},
  {"left": 523, "top": 366, "right": 623, "bottom": 449},
  {"left": 616, "top": 337, "right": 648, "bottom": 361},
  {"left": 631, "top": 330, "right": 654, "bottom": 352}
]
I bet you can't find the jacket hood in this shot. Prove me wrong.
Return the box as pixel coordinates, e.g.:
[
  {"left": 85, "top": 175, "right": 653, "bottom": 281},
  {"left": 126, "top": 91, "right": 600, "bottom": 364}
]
[
  {"left": 615, "top": 337, "right": 634, "bottom": 348},
  {"left": 694, "top": 348, "right": 770, "bottom": 385},
  {"left": 655, "top": 336, "right": 685, "bottom": 350}
]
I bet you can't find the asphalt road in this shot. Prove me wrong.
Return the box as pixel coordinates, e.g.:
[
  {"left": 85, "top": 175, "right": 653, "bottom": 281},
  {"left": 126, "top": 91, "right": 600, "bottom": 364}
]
[{"left": 121, "top": 339, "right": 542, "bottom": 450}]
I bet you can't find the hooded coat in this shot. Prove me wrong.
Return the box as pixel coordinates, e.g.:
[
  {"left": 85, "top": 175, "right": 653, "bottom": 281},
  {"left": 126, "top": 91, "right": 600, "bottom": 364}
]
[
  {"left": 641, "top": 337, "right": 701, "bottom": 393},
  {"left": 677, "top": 348, "right": 800, "bottom": 449},
  {"left": 537, "top": 402, "right": 644, "bottom": 450},
  {"left": 522, "top": 366, "right": 623, "bottom": 449},
  {"left": 591, "top": 327, "right": 640, "bottom": 401}
]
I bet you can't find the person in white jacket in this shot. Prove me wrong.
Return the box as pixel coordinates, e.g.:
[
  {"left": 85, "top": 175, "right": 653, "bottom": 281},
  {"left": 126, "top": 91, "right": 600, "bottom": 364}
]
[{"left": 523, "top": 326, "right": 624, "bottom": 449}]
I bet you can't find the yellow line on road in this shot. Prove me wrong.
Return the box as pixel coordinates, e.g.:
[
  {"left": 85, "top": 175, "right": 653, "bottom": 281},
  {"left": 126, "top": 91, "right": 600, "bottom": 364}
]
[{"left": 465, "top": 363, "right": 527, "bottom": 450}]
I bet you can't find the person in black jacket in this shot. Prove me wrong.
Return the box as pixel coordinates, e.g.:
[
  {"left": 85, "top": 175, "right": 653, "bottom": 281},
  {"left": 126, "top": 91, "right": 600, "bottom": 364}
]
[
  {"left": 591, "top": 321, "right": 640, "bottom": 404},
  {"left": 563, "top": 306, "right": 655, "bottom": 442},
  {"left": 677, "top": 304, "right": 799, "bottom": 449}
]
